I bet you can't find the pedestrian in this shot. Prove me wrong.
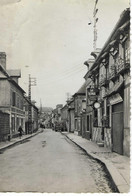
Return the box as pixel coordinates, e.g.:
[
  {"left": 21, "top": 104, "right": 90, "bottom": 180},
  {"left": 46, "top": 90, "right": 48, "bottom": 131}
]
[{"left": 18, "top": 126, "right": 23, "bottom": 139}]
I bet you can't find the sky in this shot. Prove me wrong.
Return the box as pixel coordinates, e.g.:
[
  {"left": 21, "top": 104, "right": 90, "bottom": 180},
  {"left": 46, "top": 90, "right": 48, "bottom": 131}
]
[{"left": 0, "top": 0, "right": 129, "bottom": 108}]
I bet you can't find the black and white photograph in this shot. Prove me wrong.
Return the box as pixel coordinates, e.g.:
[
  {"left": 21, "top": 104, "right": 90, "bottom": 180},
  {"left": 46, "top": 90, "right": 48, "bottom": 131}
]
[{"left": 0, "top": 0, "right": 130, "bottom": 194}]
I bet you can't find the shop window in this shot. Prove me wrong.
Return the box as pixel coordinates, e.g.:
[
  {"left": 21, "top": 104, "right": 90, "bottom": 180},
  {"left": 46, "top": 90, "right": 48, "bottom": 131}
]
[
  {"left": 11, "top": 116, "right": 15, "bottom": 132},
  {"left": 16, "top": 118, "right": 19, "bottom": 131},
  {"left": 75, "top": 119, "right": 77, "bottom": 130}
]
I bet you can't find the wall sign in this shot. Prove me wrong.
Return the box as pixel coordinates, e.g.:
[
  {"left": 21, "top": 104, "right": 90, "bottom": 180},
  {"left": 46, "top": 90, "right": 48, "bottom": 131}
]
[{"left": 109, "top": 93, "right": 123, "bottom": 105}]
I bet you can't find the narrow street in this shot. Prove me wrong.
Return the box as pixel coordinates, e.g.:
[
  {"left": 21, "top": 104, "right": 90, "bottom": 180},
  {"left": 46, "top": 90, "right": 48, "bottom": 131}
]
[{"left": 0, "top": 129, "right": 115, "bottom": 193}]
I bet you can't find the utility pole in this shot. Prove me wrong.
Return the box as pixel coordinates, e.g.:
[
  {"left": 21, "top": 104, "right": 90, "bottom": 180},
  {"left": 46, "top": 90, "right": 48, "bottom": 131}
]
[
  {"left": 28, "top": 74, "right": 37, "bottom": 133},
  {"left": 93, "top": 0, "right": 99, "bottom": 50}
]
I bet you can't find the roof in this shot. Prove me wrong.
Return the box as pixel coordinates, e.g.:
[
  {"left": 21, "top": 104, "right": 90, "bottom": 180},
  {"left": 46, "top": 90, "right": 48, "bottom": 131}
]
[
  {"left": 88, "top": 8, "right": 130, "bottom": 74},
  {"left": 0, "top": 65, "right": 25, "bottom": 94},
  {"left": 8, "top": 78, "right": 25, "bottom": 93},
  {"left": 24, "top": 96, "right": 38, "bottom": 110},
  {"left": 73, "top": 82, "right": 86, "bottom": 97},
  {"left": 61, "top": 104, "right": 68, "bottom": 110},
  {"left": 7, "top": 69, "right": 21, "bottom": 78},
  {"left": 0, "top": 64, "right": 9, "bottom": 78}
]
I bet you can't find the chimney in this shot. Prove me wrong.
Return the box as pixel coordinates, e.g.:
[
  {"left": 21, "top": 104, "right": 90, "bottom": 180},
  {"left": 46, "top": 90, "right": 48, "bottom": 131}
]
[
  {"left": 0, "top": 52, "right": 6, "bottom": 70},
  {"left": 7, "top": 69, "right": 21, "bottom": 84},
  {"left": 91, "top": 48, "right": 101, "bottom": 59},
  {"left": 32, "top": 100, "right": 36, "bottom": 106}
]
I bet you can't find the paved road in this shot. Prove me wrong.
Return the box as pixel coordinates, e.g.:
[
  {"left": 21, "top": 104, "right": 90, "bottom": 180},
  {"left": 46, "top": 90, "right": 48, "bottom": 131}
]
[{"left": 0, "top": 129, "right": 114, "bottom": 193}]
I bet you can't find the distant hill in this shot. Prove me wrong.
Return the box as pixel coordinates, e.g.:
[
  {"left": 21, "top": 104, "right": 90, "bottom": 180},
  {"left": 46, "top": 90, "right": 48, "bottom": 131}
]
[{"left": 41, "top": 107, "right": 53, "bottom": 113}]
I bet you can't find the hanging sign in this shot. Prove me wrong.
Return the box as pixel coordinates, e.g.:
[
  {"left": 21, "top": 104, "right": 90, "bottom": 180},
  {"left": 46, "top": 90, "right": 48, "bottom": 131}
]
[{"left": 94, "top": 102, "right": 100, "bottom": 109}]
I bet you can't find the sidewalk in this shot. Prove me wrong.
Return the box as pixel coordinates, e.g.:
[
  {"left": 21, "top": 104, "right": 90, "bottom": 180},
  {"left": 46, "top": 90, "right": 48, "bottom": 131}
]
[
  {"left": 62, "top": 132, "right": 130, "bottom": 193},
  {"left": 0, "top": 129, "right": 42, "bottom": 152}
]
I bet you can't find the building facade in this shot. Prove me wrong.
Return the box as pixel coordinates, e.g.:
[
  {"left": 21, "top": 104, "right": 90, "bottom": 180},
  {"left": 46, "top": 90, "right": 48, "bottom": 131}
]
[
  {"left": 61, "top": 104, "right": 68, "bottom": 131},
  {"left": 67, "top": 99, "right": 75, "bottom": 133},
  {"left": 24, "top": 97, "right": 39, "bottom": 134},
  {"left": 51, "top": 104, "right": 63, "bottom": 130},
  {"left": 73, "top": 83, "right": 86, "bottom": 136},
  {"left": 84, "top": 8, "right": 130, "bottom": 156},
  {"left": 0, "top": 52, "right": 25, "bottom": 139}
]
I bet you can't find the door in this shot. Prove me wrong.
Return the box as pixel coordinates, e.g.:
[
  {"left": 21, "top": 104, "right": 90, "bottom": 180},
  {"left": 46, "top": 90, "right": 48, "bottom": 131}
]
[
  {"left": 87, "top": 114, "right": 92, "bottom": 139},
  {"left": 82, "top": 115, "right": 86, "bottom": 138},
  {"left": 89, "top": 115, "right": 92, "bottom": 139},
  {"left": 112, "top": 102, "right": 123, "bottom": 155}
]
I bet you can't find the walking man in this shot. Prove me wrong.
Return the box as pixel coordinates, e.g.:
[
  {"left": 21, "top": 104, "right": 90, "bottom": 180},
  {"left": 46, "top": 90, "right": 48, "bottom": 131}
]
[{"left": 18, "top": 126, "right": 23, "bottom": 139}]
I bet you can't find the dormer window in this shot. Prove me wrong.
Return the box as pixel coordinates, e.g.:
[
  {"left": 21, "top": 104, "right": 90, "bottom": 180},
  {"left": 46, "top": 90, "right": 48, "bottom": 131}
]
[
  {"left": 120, "top": 34, "right": 124, "bottom": 40},
  {"left": 119, "top": 34, "right": 129, "bottom": 44},
  {"left": 109, "top": 40, "right": 119, "bottom": 57},
  {"left": 109, "top": 47, "right": 118, "bottom": 56}
]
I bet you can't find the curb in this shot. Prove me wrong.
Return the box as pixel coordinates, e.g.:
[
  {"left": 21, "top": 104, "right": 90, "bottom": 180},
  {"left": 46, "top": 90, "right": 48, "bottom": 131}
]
[
  {"left": 0, "top": 130, "right": 42, "bottom": 152},
  {"left": 61, "top": 132, "right": 120, "bottom": 193}
]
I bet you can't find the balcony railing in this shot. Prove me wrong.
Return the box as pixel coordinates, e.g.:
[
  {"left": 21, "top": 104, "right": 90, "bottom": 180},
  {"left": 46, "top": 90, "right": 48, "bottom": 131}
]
[
  {"left": 117, "top": 62, "right": 130, "bottom": 74},
  {"left": 11, "top": 107, "right": 25, "bottom": 115},
  {"left": 108, "top": 68, "right": 117, "bottom": 80},
  {"left": 115, "top": 57, "right": 129, "bottom": 74}
]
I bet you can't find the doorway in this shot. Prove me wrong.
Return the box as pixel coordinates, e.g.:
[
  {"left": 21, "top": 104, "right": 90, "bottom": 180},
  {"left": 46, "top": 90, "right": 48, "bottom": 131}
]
[{"left": 112, "top": 102, "right": 123, "bottom": 155}]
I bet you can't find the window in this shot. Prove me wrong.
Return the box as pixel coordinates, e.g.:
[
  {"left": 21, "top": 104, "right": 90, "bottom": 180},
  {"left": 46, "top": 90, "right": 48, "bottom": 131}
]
[
  {"left": 17, "top": 95, "right": 19, "bottom": 108},
  {"left": 124, "top": 38, "right": 130, "bottom": 63},
  {"left": 11, "top": 116, "right": 15, "bottom": 132},
  {"left": 12, "top": 92, "right": 16, "bottom": 106},
  {"left": 87, "top": 116, "right": 89, "bottom": 131},
  {"left": 119, "top": 43, "right": 124, "bottom": 58},
  {"left": 75, "top": 99, "right": 78, "bottom": 112},
  {"left": 20, "top": 99, "right": 23, "bottom": 110}
]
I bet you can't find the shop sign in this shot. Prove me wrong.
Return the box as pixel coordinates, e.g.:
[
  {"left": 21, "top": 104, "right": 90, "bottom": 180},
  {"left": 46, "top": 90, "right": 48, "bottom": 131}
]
[
  {"left": 88, "top": 95, "right": 97, "bottom": 101},
  {"left": 109, "top": 93, "right": 123, "bottom": 105}
]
